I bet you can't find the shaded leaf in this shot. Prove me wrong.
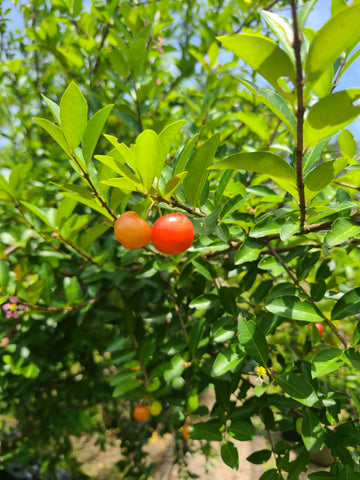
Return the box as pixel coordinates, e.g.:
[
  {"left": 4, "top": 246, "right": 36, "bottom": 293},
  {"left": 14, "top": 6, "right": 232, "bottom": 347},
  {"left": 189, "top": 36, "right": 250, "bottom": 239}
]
[
  {"left": 83, "top": 104, "right": 113, "bottom": 163},
  {"left": 221, "top": 441, "right": 239, "bottom": 470},
  {"left": 238, "top": 318, "right": 269, "bottom": 365}
]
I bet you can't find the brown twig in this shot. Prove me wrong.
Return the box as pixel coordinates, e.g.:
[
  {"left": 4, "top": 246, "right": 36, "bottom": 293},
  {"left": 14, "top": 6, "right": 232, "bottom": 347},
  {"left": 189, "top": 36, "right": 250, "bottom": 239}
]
[{"left": 290, "top": 0, "right": 306, "bottom": 232}]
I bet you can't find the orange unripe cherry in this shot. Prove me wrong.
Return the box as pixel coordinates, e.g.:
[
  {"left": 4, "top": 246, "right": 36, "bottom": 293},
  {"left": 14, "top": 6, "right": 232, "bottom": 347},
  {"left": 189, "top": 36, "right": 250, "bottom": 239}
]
[
  {"left": 133, "top": 404, "right": 150, "bottom": 422},
  {"left": 151, "top": 213, "right": 194, "bottom": 255},
  {"left": 114, "top": 211, "right": 151, "bottom": 249},
  {"left": 182, "top": 423, "right": 192, "bottom": 440}
]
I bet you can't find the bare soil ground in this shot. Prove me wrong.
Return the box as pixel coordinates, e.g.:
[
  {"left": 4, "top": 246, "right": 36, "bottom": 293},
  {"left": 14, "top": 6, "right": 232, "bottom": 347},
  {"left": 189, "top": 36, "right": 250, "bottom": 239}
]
[{"left": 75, "top": 429, "right": 330, "bottom": 480}]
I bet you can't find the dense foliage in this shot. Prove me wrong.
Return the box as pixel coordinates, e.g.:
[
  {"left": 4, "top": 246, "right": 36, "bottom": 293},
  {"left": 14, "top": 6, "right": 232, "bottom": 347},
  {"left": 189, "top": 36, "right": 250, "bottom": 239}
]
[{"left": 1, "top": 0, "right": 360, "bottom": 478}]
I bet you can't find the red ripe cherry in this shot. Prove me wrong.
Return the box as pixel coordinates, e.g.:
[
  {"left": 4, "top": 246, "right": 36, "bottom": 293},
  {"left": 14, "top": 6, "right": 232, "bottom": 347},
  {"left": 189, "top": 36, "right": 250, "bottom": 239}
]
[
  {"left": 309, "top": 322, "right": 325, "bottom": 335},
  {"left": 151, "top": 213, "right": 194, "bottom": 255},
  {"left": 114, "top": 211, "right": 151, "bottom": 249}
]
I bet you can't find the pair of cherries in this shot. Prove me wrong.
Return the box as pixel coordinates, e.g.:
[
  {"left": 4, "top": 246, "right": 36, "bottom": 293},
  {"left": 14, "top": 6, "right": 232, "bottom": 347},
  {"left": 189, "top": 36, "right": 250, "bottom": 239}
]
[{"left": 114, "top": 211, "right": 194, "bottom": 255}]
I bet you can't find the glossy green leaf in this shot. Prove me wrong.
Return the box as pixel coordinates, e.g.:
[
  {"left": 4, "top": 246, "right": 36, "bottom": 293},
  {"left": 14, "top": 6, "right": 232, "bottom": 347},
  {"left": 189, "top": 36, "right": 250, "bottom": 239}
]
[
  {"left": 324, "top": 218, "right": 360, "bottom": 247},
  {"left": 277, "top": 372, "right": 319, "bottom": 407},
  {"left": 83, "top": 104, "right": 113, "bottom": 163},
  {"left": 60, "top": 82, "right": 88, "bottom": 151},
  {"left": 266, "top": 295, "right": 323, "bottom": 323},
  {"left": 302, "top": 409, "right": 325, "bottom": 453},
  {"left": 183, "top": 133, "right": 220, "bottom": 208},
  {"left": 159, "top": 119, "right": 186, "bottom": 162},
  {"left": 305, "top": 158, "right": 347, "bottom": 200},
  {"left": 134, "top": 129, "right": 162, "bottom": 192},
  {"left": 213, "top": 152, "right": 298, "bottom": 198},
  {"left": 338, "top": 129, "right": 357, "bottom": 158},
  {"left": 238, "top": 318, "right": 269, "bottom": 365},
  {"left": 221, "top": 441, "right": 239, "bottom": 470},
  {"left": 235, "top": 238, "right": 264, "bottom": 265},
  {"left": 304, "top": 89, "right": 360, "bottom": 149},
  {"left": 331, "top": 287, "right": 360, "bottom": 320},
  {"left": 33, "top": 117, "right": 72, "bottom": 157},
  {"left": 217, "top": 34, "right": 295, "bottom": 92},
  {"left": 311, "top": 348, "right": 344, "bottom": 378},
  {"left": 81, "top": 223, "right": 111, "bottom": 250},
  {"left": 212, "top": 348, "right": 242, "bottom": 377},
  {"left": 113, "top": 378, "right": 141, "bottom": 397},
  {"left": 305, "top": 4, "right": 360, "bottom": 91}
]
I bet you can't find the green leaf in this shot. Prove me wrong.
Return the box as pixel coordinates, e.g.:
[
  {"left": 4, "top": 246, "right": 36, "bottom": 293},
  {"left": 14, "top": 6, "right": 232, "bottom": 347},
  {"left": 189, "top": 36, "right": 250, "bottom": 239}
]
[
  {"left": 305, "top": 4, "right": 360, "bottom": 92},
  {"left": 235, "top": 238, "right": 264, "bottom": 265},
  {"left": 250, "top": 216, "right": 285, "bottom": 238},
  {"left": 129, "top": 37, "right": 146, "bottom": 79},
  {"left": 213, "top": 152, "right": 298, "bottom": 199},
  {"left": 183, "top": 133, "right": 220, "bottom": 208},
  {"left": 331, "top": 287, "right": 360, "bottom": 320},
  {"left": 303, "top": 89, "right": 360, "bottom": 149},
  {"left": 238, "top": 318, "right": 269, "bottom": 365},
  {"left": 218, "top": 287, "right": 237, "bottom": 315},
  {"left": 191, "top": 205, "right": 221, "bottom": 236},
  {"left": 41, "top": 94, "right": 60, "bottom": 124},
  {"left": 221, "top": 441, "right": 239, "bottom": 470},
  {"left": 311, "top": 348, "right": 344, "bottom": 378},
  {"left": 83, "top": 104, "right": 113, "bottom": 163},
  {"left": 302, "top": 409, "right": 325, "bottom": 453},
  {"left": 240, "top": 80, "right": 296, "bottom": 136},
  {"left": 96, "top": 155, "right": 141, "bottom": 185},
  {"left": 228, "top": 421, "right": 256, "bottom": 441},
  {"left": 277, "top": 372, "right": 319, "bottom": 407},
  {"left": 303, "top": 138, "right": 330, "bottom": 174},
  {"left": 246, "top": 449, "right": 272, "bottom": 464},
  {"left": 212, "top": 348, "right": 243, "bottom": 377},
  {"left": 134, "top": 129, "right": 162, "bottom": 192},
  {"left": 173, "top": 133, "right": 199, "bottom": 176},
  {"left": 324, "top": 218, "right": 360, "bottom": 247},
  {"left": 0, "top": 260, "right": 9, "bottom": 293},
  {"left": 60, "top": 82, "right": 88, "bottom": 151},
  {"left": 280, "top": 218, "right": 299, "bottom": 240},
  {"left": 260, "top": 11, "right": 295, "bottom": 65},
  {"left": 33, "top": 117, "right": 72, "bottom": 157},
  {"left": 164, "top": 172, "right": 188, "bottom": 198},
  {"left": 343, "top": 348, "right": 360, "bottom": 370},
  {"left": 113, "top": 378, "right": 141, "bottom": 397},
  {"left": 217, "top": 34, "right": 295, "bottom": 93},
  {"left": 338, "top": 129, "right": 357, "bottom": 158},
  {"left": 266, "top": 295, "right": 323, "bottom": 323},
  {"left": 189, "top": 421, "right": 223, "bottom": 441},
  {"left": 62, "top": 192, "right": 114, "bottom": 220},
  {"left": 109, "top": 49, "right": 130, "bottom": 78},
  {"left": 21, "top": 201, "right": 54, "bottom": 228},
  {"left": 64, "top": 276, "right": 82, "bottom": 304},
  {"left": 305, "top": 158, "right": 347, "bottom": 200},
  {"left": 159, "top": 119, "right": 186, "bottom": 162}
]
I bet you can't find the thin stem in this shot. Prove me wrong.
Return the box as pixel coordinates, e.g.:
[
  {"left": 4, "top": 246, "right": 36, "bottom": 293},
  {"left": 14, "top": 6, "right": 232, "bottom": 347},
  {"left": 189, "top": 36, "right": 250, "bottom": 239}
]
[
  {"left": 290, "top": 0, "right": 306, "bottom": 232},
  {"left": 71, "top": 154, "right": 117, "bottom": 221},
  {"left": 267, "top": 242, "right": 348, "bottom": 348},
  {"left": 150, "top": 194, "right": 206, "bottom": 217}
]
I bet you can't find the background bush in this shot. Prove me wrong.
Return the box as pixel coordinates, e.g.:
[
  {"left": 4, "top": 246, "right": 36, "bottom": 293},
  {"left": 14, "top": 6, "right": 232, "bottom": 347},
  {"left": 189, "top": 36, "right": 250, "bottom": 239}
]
[{"left": 1, "top": 0, "right": 360, "bottom": 479}]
